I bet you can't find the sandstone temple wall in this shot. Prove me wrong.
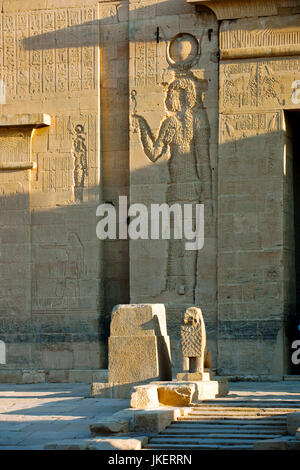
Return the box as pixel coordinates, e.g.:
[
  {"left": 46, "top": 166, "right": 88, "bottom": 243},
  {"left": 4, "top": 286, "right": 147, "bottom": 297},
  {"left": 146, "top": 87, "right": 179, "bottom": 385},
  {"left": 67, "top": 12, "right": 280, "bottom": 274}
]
[{"left": 0, "top": 0, "right": 300, "bottom": 381}]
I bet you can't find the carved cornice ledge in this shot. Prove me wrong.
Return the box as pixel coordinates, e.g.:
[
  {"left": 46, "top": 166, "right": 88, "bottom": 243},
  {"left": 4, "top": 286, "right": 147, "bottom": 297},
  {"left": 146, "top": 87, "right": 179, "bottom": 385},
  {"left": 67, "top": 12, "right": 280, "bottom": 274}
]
[
  {"left": 0, "top": 162, "right": 36, "bottom": 170},
  {"left": 220, "top": 15, "right": 300, "bottom": 60},
  {"left": 0, "top": 113, "right": 51, "bottom": 128},
  {"left": 187, "top": 0, "right": 278, "bottom": 20}
]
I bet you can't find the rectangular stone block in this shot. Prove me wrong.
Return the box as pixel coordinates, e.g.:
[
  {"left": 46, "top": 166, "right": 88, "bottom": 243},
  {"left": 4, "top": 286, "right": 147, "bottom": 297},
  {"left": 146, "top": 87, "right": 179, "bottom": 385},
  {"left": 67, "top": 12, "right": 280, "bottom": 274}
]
[
  {"left": 110, "top": 303, "right": 168, "bottom": 337},
  {"left": 108, "top": 335, "right": 171, "bottom": 383},
  {"left": 108, "top": 304, "right": 172, "bottom": 384}
]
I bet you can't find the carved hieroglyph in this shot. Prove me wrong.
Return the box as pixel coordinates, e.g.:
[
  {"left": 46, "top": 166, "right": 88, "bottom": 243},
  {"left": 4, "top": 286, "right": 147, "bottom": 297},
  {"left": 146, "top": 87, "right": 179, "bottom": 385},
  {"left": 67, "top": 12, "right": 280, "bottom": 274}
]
[
  {"left": 180, "top": 306, "right": 206, "bottom": 374},
  {"left": 0, "top": 8, "right": 97, "bottom": 101},
  {"left": 72, "top": 124, "right": 88, "bottom": 203},
  {"left": 132, "top": 33, "right": 211, "bottom": 303}
]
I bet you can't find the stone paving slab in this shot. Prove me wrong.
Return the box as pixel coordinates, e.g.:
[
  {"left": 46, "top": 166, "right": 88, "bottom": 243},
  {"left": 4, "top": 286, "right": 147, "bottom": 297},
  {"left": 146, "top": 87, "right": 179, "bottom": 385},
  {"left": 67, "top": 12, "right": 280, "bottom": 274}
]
[
  {"left": 0, "top": 383, "right": 129, "bottom": 449},
  {"left": 0, "top": 382, "right": 299, "bottom": 449}
]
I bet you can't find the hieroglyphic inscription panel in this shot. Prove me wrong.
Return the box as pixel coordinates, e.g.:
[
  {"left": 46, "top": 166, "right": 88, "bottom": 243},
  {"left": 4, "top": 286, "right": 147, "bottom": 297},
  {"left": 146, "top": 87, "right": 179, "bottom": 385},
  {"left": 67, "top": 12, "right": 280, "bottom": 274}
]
[
  {"left": 220, "top": 112, "right": 282, "bottom": 143},
  {"left": 220, "top": 58, "right": 300, "bottom": 112},
  {"left": 0, "top": 7, "right": 97, "bottom": 102}
]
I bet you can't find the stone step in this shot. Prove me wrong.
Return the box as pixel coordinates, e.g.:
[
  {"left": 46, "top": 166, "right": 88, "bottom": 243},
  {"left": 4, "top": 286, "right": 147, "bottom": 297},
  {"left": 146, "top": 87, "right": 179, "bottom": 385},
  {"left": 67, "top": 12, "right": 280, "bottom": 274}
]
[
  {"left": 182, "top": 409, "right": 287, "bottom": 417},
  {"left": 145, "top": 443, "right": 254, "bottom": 450},
  {"left": 184, "top": 413, "right": 289, "bottom": 418},
  {"left": 146, "top": 398, "right": 291, "bottom": 450},
  {"left": 149, "top": 437, "right": 263, "bottom": 445},
  {"left": 159, "top": 432, "right": 281, "bottom": 439},
  {"left": 161, "top": 428, "right": 285, "bottom": 435},
  {"left": 177, "top": 417, "right": 287, "bottom": 423},
  {"left": 196, "top": 403, "right": 300, "bottom": 409},
  {"left": 188, "top": 408, "right": 295, "bottom": 413},
  {"left": 193, "top": 404, "right": 300, "bottom": 410},
  {"left": 170, "top": 422, "right": 286, "bottom": 429}
]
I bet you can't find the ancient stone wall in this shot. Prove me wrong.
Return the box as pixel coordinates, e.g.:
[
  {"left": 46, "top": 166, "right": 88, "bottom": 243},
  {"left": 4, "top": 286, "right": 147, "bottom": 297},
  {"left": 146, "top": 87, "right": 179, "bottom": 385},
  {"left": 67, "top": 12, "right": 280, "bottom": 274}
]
[
  {"left": 218, "top": 11, "right": 300, "bottom": 376},
  {"left": 0, "top": 1, "right": 103, "bottom": 382},
  {"left": 1, "top": 0, "right": 300, "bottom": 380},
  {"left": 129, "top": 0, "right": 218, "bottom": 373}
]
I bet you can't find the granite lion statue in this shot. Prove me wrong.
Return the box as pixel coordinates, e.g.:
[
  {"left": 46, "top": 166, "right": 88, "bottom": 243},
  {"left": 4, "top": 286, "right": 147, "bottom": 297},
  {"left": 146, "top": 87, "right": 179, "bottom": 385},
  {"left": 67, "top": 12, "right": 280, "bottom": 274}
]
[{"left": 181, "top": 307, "right": 207, "bottom": 374}]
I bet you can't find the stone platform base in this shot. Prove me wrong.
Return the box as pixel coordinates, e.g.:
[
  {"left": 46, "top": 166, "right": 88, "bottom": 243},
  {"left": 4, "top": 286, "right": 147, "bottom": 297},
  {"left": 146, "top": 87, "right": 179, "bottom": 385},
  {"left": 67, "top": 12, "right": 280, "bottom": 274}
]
[
  {"left": 176, "top": 370, "right": 214, "bottom": 382},
  {"left": 91, "top": 376, "right": 228, "bottom": 404},
  {"left": 130, "top": 378, "right": 228, "bottom": 408}
]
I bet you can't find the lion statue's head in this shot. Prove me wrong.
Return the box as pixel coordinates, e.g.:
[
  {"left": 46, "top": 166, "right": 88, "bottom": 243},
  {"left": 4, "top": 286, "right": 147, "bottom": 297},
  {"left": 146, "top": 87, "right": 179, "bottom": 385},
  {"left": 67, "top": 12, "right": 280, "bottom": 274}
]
[{"left": 183, "top": 307, "right": 202, "bottom": 327}]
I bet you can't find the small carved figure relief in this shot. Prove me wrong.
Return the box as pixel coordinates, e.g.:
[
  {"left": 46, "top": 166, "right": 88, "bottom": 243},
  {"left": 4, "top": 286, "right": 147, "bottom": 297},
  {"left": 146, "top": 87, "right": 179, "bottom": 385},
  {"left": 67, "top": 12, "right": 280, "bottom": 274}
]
[
  {"left": 72, "top": 124, "right": 88, "bottom": 203},
  {"left": 181, "top": 306, "right": 206, "bottom": 374},
  {"left": 54, "top": 232, "right": 85, "bottom": 302},
  {"left": 131, "top": 34, "right": 211, "bottom": 303},
  {"left": 34, "top": 232, "right": 85, "bottom": 310}
]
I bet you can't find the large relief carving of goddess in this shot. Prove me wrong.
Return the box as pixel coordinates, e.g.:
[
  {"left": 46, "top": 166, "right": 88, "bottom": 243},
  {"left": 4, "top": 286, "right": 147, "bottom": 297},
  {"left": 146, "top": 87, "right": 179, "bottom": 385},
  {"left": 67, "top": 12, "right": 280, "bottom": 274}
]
[{"left": 131, "top": 34, "right": 211, "bottom": 304}]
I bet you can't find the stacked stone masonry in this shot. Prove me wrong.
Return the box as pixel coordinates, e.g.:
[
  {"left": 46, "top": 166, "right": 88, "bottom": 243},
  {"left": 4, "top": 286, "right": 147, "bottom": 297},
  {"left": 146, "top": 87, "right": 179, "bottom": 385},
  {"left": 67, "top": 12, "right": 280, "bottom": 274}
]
[{"left": 0, "top": 0, "right": 300, "bottom": 381}]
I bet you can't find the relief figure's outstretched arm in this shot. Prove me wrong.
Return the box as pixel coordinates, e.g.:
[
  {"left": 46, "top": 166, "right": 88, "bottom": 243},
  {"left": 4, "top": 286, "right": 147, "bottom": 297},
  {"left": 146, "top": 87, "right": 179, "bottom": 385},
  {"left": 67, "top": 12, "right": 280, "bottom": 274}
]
[{"left": 132, "top": 114, "right": 174, "bottom": 162}]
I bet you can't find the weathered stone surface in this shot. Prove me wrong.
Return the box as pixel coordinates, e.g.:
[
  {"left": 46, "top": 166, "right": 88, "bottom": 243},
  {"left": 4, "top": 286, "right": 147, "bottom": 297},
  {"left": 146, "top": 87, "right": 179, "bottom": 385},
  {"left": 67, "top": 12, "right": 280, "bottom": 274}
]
[
  {"left": 130, "top": 379, "right": 227, "bottom": 408},
  {"left": 0, "top": 113, "right": 50, "bottom": 127},
  {"left": 91, "top": 381, "right": 137, "bottom": 399},
  {"left": 91, "top": 407, "right": 181, "bottom": 434},
  {"left": 109, "top": 336, "right": 171, "bottom": 383},
  {"left": 131, "top": 409, "right": 179, "bottom": 433},
  {"left": 90, "top": 418, "right": 129, "bottom": 434},
  {"left": 287, "top": 412, "right": 300, "bottom": 435},
  {"left": 254, "top": 437, "right": 300, "bottom": 451},
  {"left": 130, "top": 384, "right": 160, "bottom": 409},
  {"left": 129, "top": 3, "right": 219, "bottom": 376},
  {"left": 44, "top": 436, "right": 148, "bottom": 451},
  {"left": 110, "top": 304, "right": 168, "bottom": 337},
  {"left": 1, "top": 0, "right": 300, "bottom": 382},
  {"left": 215, "top": 376, "right": 229, "bottom": 396},
  {"left": 108, "top": 304, "right": 172, "bottom": 384},
  {"left": 157, "top": 385, "right": 195, "bottom": 407},
  {"left": 177, "top": 371, "right": 213, "bottom": 381},
  {"left": 180, "top": 307, "right": 206, "bottom": 375},
  {"left": 22, "top": 371, "right": 46, "bottom": 384}
]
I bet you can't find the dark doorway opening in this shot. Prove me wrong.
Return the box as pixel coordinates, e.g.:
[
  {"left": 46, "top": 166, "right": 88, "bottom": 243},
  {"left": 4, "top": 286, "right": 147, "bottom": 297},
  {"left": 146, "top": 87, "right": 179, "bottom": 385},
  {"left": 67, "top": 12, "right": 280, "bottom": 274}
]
[{"left": 286, "top": 111, "right": 300, "bottom": 374}]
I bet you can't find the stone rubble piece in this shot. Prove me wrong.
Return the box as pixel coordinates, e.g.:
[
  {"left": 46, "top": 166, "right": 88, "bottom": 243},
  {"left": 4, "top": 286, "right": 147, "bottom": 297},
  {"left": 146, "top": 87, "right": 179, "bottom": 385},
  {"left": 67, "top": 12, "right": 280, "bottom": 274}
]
[
  {"left": 90, "top": 418, "right": 130, "bottom": 434},
  {"left": 90, "top": 407, "right": 181, "bottom": 435},
  {"left": 157, "top": 384, "right": 196, "bottom": 407},
  {"left": 44, "top": 436, "right": 148, "bottom": 451}
]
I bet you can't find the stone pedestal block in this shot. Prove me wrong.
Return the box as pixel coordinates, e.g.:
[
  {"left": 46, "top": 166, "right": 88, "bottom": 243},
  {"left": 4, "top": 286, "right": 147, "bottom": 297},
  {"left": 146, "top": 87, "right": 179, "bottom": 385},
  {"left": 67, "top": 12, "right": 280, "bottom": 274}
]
[
  {"left": 108, "top": 304, "right": 172, "bottom": 383},
  {"left": 176, "top": 369, "right": 214, "bottom": 382}
]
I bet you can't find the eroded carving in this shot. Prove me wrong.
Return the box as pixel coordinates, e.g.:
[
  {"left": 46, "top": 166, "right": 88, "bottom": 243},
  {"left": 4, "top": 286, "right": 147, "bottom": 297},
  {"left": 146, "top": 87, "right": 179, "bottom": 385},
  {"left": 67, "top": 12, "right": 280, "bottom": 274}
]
[
  {"left": 222, "top": 62, "right": 284, "bottom": 110},
  {"left": 32, "top": 232, "right": 85, "bottom": 311},
  {"left": 132, "top": 69, "right": 211, "bottom": 302},
  {"left": 2, "top": 8, "right": 97, "bottom": 100},
  {"left": 72, "top": 124, "right": 88, "bottom": 203}
]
